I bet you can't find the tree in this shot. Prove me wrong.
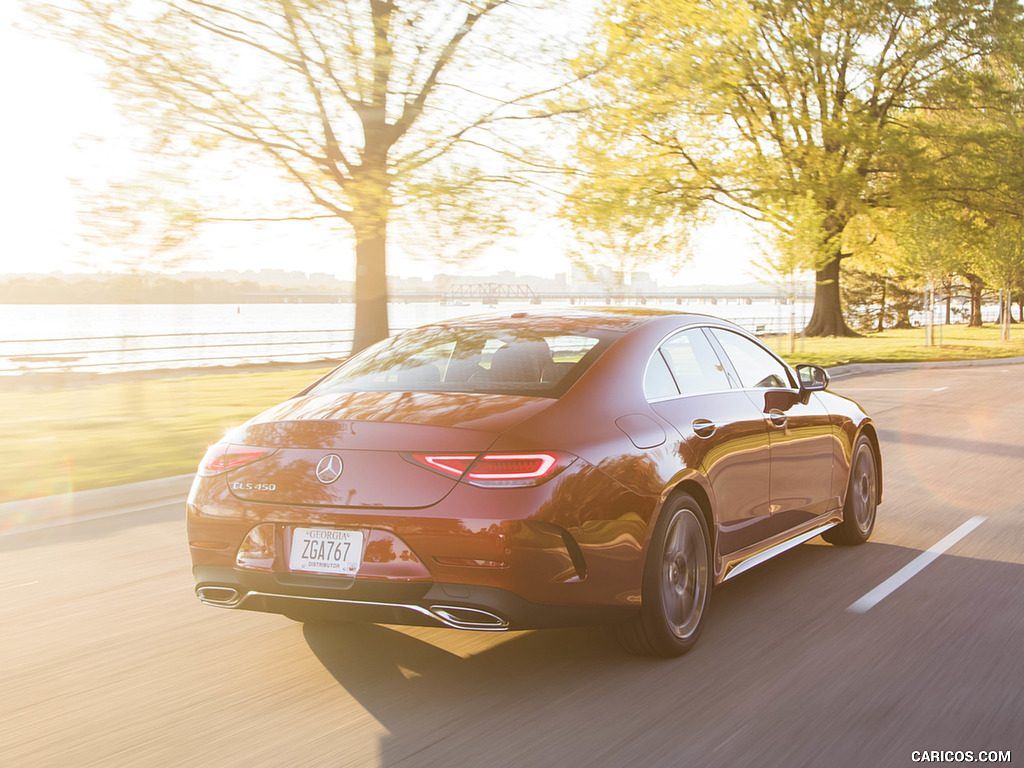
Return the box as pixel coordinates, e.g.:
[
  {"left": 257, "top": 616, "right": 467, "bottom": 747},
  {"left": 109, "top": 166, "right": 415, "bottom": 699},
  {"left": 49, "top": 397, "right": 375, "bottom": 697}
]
[
  {"left": 560, "top": 166, "right": 700, "bottom": 293},
  {"left": 896, "top": 37, "right": 1024, "bottom": 327},
  {"left": 840, "top": 213, "right": 920, "bottom": 333},
  {"left": 566, "top": 0, "right": 1024, "bottom": 335},
  {"left": 559, "top": 95, "right": 703, "bottom": 291},
  {"left": 29, "top": 0, "right": 582, "bottom": 351},
  {"left": 764, "top": 192, "right": 825, "bottom": 350},
  {"left": 978, "top": 217, "right": 1024, "bottom": 339},
  {"left": 841, "top": 265, "right": 923, "bottom": 332},
  {"left": 845, "top": 206, "right": 985, "bottom": 335},
  {"left": 77, "top": 175, "right": 203, "bottom": 276}
]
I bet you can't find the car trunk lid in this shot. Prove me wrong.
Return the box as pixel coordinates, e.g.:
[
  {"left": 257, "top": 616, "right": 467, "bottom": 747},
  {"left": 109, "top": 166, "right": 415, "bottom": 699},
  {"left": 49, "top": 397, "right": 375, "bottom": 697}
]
[{"left": 221, "top": 391, "right": 553, "bottom": 508}]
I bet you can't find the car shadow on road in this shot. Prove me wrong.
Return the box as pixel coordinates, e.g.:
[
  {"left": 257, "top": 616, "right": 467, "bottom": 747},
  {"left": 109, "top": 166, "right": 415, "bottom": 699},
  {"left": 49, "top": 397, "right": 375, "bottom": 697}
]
[
  {"left": 298, "top": 541, "right": 884, "bottom": 766},
  {"left": 304, "top": 621, "right": 615, "bottom": 761},
  {"left": 302, "top": 537, "right": 1024, "bottom": 767}
]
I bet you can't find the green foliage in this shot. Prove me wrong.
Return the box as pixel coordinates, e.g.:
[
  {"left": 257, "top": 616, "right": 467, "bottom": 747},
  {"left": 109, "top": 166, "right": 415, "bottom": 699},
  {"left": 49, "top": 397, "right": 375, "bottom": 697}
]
[
  {"left": 977, "top": 218, "right": 1024, "bottom": 289},
  {"left": 976, "top": 217, "right": 1024, "bottom": 338},
  {"left": 566, "top": 0, "right": 1024, "bottom": 335},
  {"left": 764, "top": 192, "right": 829, "bottom": 280}
]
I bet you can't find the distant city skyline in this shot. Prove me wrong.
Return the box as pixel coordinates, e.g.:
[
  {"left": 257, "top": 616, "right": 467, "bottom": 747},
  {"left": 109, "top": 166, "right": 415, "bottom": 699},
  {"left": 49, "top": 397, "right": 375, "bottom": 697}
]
[{"left": 8, "top": 266, "right": 803, "bottom": 295}]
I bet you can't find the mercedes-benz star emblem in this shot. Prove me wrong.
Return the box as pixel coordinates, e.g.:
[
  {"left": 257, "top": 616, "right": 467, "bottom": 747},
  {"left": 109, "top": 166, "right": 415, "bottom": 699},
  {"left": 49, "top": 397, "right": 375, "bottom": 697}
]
[{"left": 315, "top": 454, "right": 344, "bottom": 485}]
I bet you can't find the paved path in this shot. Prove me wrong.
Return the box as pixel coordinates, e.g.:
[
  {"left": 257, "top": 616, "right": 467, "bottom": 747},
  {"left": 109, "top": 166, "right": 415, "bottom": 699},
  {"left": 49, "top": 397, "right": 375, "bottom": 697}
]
[{"left": 2, "top": 365, "right": 1022, "bottom": 767}]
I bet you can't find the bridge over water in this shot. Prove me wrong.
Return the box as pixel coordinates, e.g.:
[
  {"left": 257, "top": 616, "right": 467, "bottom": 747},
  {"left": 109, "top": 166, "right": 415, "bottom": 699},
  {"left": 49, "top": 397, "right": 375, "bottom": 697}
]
[{"left": 248, "top": 285, "right": 794, "bottom": 305}]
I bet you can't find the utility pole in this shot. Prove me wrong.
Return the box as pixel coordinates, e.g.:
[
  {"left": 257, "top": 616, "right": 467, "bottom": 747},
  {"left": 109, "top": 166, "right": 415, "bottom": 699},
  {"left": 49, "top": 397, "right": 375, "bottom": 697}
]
[{"left": 925, "top": 282, "right": 934, "bottom": 347}]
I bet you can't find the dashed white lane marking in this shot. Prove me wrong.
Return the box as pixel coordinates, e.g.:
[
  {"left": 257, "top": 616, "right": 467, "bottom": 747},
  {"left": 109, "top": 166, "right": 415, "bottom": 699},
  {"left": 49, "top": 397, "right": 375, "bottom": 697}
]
[
  {"left": 838, "top": 387, "right": 948, "bottom": 392},
  {"left": 847, "top": 516, "right": 987, "bottom": 614},
  {"left": 0, "top": 581, "right": 39, "bottom": 591}
]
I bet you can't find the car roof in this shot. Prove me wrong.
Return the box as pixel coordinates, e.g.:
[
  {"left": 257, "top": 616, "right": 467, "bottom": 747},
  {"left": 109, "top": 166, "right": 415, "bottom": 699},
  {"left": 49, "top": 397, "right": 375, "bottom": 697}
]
[{"left": 429, "top": 306, "right": 741, "bottom": 334}]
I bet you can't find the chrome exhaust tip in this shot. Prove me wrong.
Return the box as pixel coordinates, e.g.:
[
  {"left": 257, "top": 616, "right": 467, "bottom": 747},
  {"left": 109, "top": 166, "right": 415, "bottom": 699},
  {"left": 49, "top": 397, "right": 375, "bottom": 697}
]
[
  {"left": 197, "top": 586, "right": 241, "bottom": 606},
  {"left": 430, "top": 605, "right": 509, "bottom": 631}
]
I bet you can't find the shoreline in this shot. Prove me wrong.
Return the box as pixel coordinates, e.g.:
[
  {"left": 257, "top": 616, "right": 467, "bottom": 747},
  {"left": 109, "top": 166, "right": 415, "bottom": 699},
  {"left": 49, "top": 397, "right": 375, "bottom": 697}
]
[{"left": 0, "top": 358, "right": 340, "bottom": 392}]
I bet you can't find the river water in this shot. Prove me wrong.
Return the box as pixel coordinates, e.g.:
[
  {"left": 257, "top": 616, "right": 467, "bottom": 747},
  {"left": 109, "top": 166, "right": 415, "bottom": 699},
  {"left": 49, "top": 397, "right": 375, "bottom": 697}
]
[{"left": 0, "top": 298, "right": 823, "bottom": 375}]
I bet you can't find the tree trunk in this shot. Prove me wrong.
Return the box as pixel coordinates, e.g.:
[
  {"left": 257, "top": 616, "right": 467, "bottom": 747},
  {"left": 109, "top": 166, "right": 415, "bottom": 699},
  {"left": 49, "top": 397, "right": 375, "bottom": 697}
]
[
  {"left": 349, "top": 147, "right": 392, "bottom": 354},
  {"left": 804, "top": 255, "right": 857, "bottom": 336},
  {"left": 965, "top": 273, "right": 984, "bottom": 327},
  {"left": 352, "top": 220, "right": 390, "bottom": 353},
  {"left": 893, "top": 311, "right": 913, "bottom": 329}
]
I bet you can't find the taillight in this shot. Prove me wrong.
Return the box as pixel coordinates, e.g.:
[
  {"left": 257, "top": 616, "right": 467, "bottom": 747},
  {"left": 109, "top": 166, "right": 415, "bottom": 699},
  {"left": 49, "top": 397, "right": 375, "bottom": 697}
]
[
  {"left": 468, "top": 454, "right": 559, "bottom": 482},
  {"left": 414, "top": 454, "right": 478, "bottom": 478},
  {"left": 407, "top": 452, "right": 572, "bottom": 487},
  {"left": 197, "top": 443, "right": 275, "bottom": 476}
]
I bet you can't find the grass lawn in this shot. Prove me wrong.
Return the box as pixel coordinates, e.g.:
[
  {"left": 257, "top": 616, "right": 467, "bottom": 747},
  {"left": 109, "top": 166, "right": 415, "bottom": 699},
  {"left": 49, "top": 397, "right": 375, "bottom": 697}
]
[
  {"left": 1, "top": 367, "right": 333, "bottom": 503},
  {"left": 764, "top": 324, "right": 1024, "bottom": 368},
  {"left": 4, "top": 323, "right": 1023, "bottom": 502}
]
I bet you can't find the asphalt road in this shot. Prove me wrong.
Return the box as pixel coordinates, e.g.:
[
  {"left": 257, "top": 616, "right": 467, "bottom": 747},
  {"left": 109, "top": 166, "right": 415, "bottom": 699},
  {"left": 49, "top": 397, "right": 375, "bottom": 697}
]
[{"left": 3, "top": 364, "right": 1023, "bottom": 767}]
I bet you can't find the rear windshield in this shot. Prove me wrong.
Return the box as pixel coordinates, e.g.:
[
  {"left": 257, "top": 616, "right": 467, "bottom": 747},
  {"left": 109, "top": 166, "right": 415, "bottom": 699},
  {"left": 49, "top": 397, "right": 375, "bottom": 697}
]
[{"left": 310, "top": 324, "right": 614, "bottom": 398}]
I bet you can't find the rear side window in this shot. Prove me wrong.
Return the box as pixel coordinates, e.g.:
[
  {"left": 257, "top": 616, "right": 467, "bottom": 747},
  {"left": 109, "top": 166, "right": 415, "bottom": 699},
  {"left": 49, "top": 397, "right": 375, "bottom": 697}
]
[
  {"left": 644, "top": 353, "right": 678, "bottom": 399},
  {"left": 311, "top": 324, "right": 610, "bottom": 398},
  {"left": 709, "top": 329, "right": 794, "bottom": 389},
  {"left": 661, "top": 330, "right": 732, "bottom": 394},
  {"left": 644, "top": 328, "right": 731, "bottom": 399}
]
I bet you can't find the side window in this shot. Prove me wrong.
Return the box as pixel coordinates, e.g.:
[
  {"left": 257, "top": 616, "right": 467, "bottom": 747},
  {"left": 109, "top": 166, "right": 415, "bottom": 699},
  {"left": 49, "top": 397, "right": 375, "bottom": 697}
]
[
  {"left": 644, "top": 352, "right": 679, "bottom": 399},
  {"left": 709, "top": 329, "right": 794, "bottom": 389},
  {"left": 659, "top": 329, "right": 732, "bottom": 395}
]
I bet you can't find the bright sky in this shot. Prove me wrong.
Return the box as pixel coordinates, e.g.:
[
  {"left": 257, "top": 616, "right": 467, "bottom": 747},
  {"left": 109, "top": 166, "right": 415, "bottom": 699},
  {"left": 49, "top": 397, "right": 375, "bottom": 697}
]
[{"left": 0, "top": 5, "right": 763, "bottom": 286}]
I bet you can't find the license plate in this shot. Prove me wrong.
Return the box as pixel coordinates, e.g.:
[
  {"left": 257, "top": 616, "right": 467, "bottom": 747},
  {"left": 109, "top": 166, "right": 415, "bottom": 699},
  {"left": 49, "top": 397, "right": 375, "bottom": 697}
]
[{"left": 289, "top": 528, "right": 364, "bottom": 575}]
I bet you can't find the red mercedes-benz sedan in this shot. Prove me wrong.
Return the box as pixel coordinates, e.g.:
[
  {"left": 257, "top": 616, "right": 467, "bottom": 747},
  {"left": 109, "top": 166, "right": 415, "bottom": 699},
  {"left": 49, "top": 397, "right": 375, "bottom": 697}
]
[{"left": 187, "top": 308, "right": 880, "bottom": 656}]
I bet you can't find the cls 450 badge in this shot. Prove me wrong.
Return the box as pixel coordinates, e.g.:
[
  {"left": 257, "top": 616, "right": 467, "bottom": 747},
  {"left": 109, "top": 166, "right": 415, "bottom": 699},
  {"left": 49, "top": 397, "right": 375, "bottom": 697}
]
[{"left": 230, "top": 482, "right": 277, "bottom": 492}]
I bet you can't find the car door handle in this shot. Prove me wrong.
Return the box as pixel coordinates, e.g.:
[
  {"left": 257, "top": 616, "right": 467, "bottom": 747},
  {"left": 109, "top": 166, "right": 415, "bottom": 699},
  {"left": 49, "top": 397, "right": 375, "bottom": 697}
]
[
  {"left": 692, "top": 419, "right": 717, "bottom": 438},
  {"left": 768, "top": 409, "right": 787, "bottom": 428}
]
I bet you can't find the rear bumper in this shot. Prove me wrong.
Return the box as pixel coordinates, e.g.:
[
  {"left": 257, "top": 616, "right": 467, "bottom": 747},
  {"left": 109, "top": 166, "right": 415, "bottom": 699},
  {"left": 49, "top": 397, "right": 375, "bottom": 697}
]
[
  {"left": 193, "top": 565, "right": 636, "bottom": 631},
  {"left": 187, "top": 463, "right": 658, "bottom": 615}
]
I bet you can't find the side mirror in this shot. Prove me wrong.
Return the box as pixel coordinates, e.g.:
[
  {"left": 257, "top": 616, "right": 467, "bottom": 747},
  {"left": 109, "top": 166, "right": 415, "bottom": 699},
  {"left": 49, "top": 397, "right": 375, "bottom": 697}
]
[{"left": 796, "top": 364, "right": 829, "bottom": 392}]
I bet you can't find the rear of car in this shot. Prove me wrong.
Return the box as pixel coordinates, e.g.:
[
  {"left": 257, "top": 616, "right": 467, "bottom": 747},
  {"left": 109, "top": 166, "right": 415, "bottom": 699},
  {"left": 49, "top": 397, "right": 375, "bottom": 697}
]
[{"left": 186, "top": 315, "right": 646, "bottom": 630}]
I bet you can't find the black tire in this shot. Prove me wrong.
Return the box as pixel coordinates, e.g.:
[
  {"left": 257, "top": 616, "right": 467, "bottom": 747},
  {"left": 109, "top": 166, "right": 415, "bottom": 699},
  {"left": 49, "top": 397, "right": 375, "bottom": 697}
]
[
  {"left": 616, "top": 493, "right": 711, "bottom": 657},
  {"left": 823, "top": 434, "right": 877, "bottom": 546}
]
